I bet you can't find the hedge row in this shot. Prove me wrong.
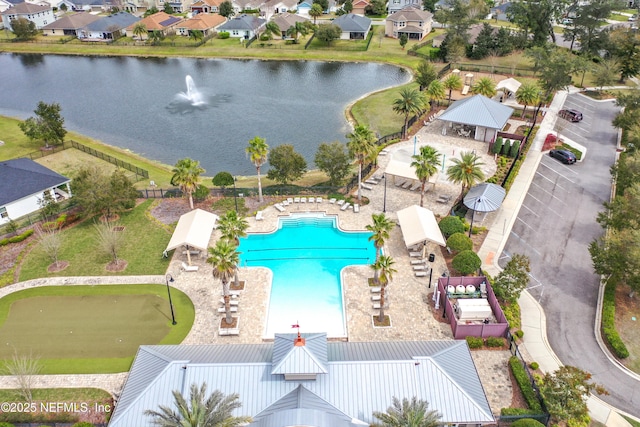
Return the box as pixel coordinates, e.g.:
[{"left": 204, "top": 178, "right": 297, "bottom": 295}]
[
  {"left": 509, "top": 356, "right": 543, "bottom": 412},
  {"left": 0, "top": 229, "right": 34, "bottom": 246},
  {"left": 602, "top": 279, "right": 630, "bottom": 359},
  {"left": 465, "top": 336, "right": 506, "bottom": 348}
]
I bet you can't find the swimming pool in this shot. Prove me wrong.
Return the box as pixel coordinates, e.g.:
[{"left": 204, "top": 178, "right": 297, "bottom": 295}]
[{"left": 237, "top": 213, "right": 375, "bottom": 338}]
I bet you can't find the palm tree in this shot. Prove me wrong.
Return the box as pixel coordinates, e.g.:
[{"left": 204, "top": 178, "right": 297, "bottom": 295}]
[
  {"left": 446, "top": 151, "right": 485, "bottom": 196},
  {"left": 207, "top": 239, "right": 239, "bottom": 325},
  {"left": 145, "top": 383, "right": 252, "bottom": 427},
  {"left": 309, "top": 3, "right": 323, "bottom": 24},
  {"left": 189, "top": 29, "right": 204, "bottom": 43},
  {"left": 263, "top": 21, "right": 280, "bottom": 40},
  {"left": 425, "top": 80, "right": 445, "bottom": 107},
  {"left": 471, "top": 76, "right": 497, "bottom": 98},
  {"left": 515, "top": 82, "right": 541, "bottom": 119},
  {"left": 245, "top": 136, "right": 269, "bottom": 202},
  {"left": 171, "top": 158, "right": 205, "bottom": 210},
  {"left": 347, "top": 124, "right": 376, "bottom": 202},
  {"left": 286, "top": 21, "right": 309, "bottom": 43},
  {"left": 372, "top": 254, "right": 396, "bottom": 322},
  {"left": 392, "top": 87, "right": 427, "bottom": 139},
  {"left": 411, "top": 145, "right": 441, "bottom": 207},
  {"left": 366, "top": 213, "right": 395, "bottom": 282},
  {"left": 216, "top": 210, "right": 248, "bottom": 288},
  {"left": 132, "top": 22, "right": 147, "bottom": 41},
  {"left": 443, "top": 73, "right": 463, "bottom": 103},
  {"left": 372, "top": 396, "right": 441, "bottom": 427}
]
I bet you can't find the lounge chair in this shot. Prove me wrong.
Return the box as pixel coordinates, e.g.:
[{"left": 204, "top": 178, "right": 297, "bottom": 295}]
[
  {"left": 282, "top": 200, "right": 290, "bottom": 206},
  {"left": 365, "top": 178, "right": 378, "bottom": 185},
  {"left": 287, "top": 197, "right": 294, "bottom": 204},
  {"left": 370, "top": 286, "right": 381, "bottom": 293},
  {"left": 294, "top": 197, "right": 301, "bottom": 203},
  {"left": 221, "top": 291, "right": 241, "bottom": 297},
  {"left": 329, "top": 198, "right": 336, "bottom": 204},
  {"left": 340, "top": 202, "right": 351, "bottom": 211},
  {"left": 409, "top": 251, "right": 422, "bottom": 258},
  {"left": 308, "top": 197, "right": 315, "bottom": 203},
  {"left": 360, "top": 183, "right": 373, "bottom": 190},
  {"left": 373, "top": 302, "right": 389, "bottom": 309},
  {"left": 461, "top": 85, "right": 470, "bottom": 95},
  {"left": 255, "top": 211, "right": 264, "bottom": 221},
  {"left": 371, "top": 294, "right": 384, "bottom": 301},
  {"left": 436, "top": 195, "right": 452, "bottom": 204},
  {"left": 378, "top": 149, "right": 389, "bottom": 156},
  {"left": 396, "top": 179, "right": 407, "bottom": 187},
  {"left": 220, "top": 299, "right": 239, "bottom": 306},
  {"left": 413, "top": 265, "right": 426, "bottom": 271},
  {"left": 415, "top": 271, "right": 427, "bottom": 277},
  {"left": 410, "top": 182, "right": 421, "bottom": 191},
  {"left": 274, "top": 203, "right": 285, "bottom": 212},
  {"left": 218, "top": 328, "right": 239, "bottom": 336},
  {"left": 181, "top": 262, "right": 198, "bottom": 272},
  {"left": 217, "top": 307, "right": 238, "bottom": 313},
  {"left": 410, "top": 260, "right": 425, "bottom": 265},
  {"left": 353, "top": 204, "right": 360, "bottom": 213},
  {"left": 317, "top": 197, "right": 323, "bottom": 203},
  {"left": 301, "top": 197, "right": 307, "bottom": 203},
  {"left": 402, "top": 181, "right": 412, "bottom": 189},
  {"left": 337, "top": 199, "right": 345, "bottom": 206}
]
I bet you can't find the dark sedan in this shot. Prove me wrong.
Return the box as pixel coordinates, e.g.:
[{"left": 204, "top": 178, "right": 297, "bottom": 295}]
[{"left": 550, "top": 149, "right": 577, "bottom": 164}]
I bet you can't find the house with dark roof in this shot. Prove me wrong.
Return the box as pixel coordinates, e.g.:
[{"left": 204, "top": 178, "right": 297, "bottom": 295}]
[
  {"left": 175, "top": 12, "right": 225, "bottom": 36},
  {"left": 490, "top": 1, "right": 511, "bottom": 21},
  {"left": 124, "top": 11, "right": 184, "bottom": 39},
  {"left": 269, "top": 12, "right": 308, "bottom": 37},
  {"left": 41, "top": 12, "right": 100, "bottom": 36},
  {"left": 108, "top": 333, "right": 495, "bottom": 427},
  {"left": 385, "top": 5, "right": 432, "bottom": 40},
  {"left": 0, "top": 158, "right": 71, "bottom": 224},
  {"left": 78, "top": 10, "right": 138, "bottom": 40},
  {"left": 217, "top": 13, "right": 265, "bottom": 38},
  {"left": 1, "top": 2, "right": 54, "bottom": 30},
  {"left": 387, "top": 0, "right": 422, "bottom": 14},
  {"left": 332, "top": 13, "right": 371, "bottom": 39}
]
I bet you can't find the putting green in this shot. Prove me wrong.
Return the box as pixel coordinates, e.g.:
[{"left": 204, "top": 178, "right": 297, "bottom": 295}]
[{"left": 0, "top": 285, "right": 194, "bottom": 373}]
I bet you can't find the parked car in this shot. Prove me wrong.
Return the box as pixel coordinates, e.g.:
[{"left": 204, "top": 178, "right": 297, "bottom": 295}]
[
  {"left": 550, "top": 149, "right": 577, "bottom": 164},
  {"left": 558, "top": 109, "right": 583, "bottom": 122}
]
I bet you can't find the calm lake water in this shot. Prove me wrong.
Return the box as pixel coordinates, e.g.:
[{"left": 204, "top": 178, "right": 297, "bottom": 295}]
[{"left": 0, "top": 53, "right": 409, "bottom": 175}]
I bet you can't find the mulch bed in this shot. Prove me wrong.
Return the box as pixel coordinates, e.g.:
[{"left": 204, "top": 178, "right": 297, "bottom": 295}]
[
  {"left": 105, "top": 259, "right": 128, "bottom": 272},
  {"left": 47, "top": 261, "right": 69, "bottom": 273},
  {"left": 230, "top": 280, "right": 245, "bottom": 291},
  {"left": 219, "top": 316, "right": 238, "bottom": 329}
]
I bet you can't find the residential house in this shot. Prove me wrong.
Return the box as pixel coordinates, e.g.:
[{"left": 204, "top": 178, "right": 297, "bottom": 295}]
[
  {"left": 107, "top": 333, "right": 495, "bottom": 427},
  {"left": 351, "top": 0, "right": 368, "bottom": 15},
  {"left": 190, "top": 0, "right": 224, "bottom": 14},
  {"left": 231, "top": 0, "right": 264, "bottom": 14},
  {"left": 73, "top": 0, "right": 117, "bottom": 12},
  {"left": 0, "top": 158, "right": 71, "bottom": 225},
  {"left": 387, "top": 0, "right": 422, "bottom": 14},
  {"left": 332, "top": 13, "right": 371, "bottom": 39},
  {"left": 490, "top": 1, "right": 510, "bottom": 21},
  {"left": 217, "top": 13, "right": 265, "bottom": 38},
  {"left": 260, "top": 0, "right": 296, "bottom": 19},
  {"left": 175, "top": 12, "right": 225, "bottom": 36},
  {"left": 122, "top": 0, "right": 152, "bottom": 14},
  {"left": 385, "top": 6, "right": 432, "bottom": 40},
  {"left": 78, "top": 10, "right": 138, "bottom": 40},
  {"left": 41, "top": 11, "right": 100, "bottom": 35},
  {"left": 163, "top": 0, "right": 190, "bottom": 13},
  {"left": 296, "top": 0, "right": 312, "bottom": 16},
  {"left": 269, "top": 11, "right": 308, "bottom": 37},
  {"left": 125, "top": 11, "right": 184, "bottom": 39},
  {"left": 1, "top": 2, "right": 54, "bottom": 30},
  {"left": 0, "top": 0, "right": 15, "bottom": 14}
]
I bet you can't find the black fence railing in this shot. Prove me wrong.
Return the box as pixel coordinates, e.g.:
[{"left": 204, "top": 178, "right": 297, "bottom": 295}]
[
  {"left": 69, "top": 140, "right": 149, "bottom": 180},
  {"left": 27, "top": 142, "right": 72, "bottom": 160},
  {"left": 451, "top": 62, "right": 536, "bottom": 77}
]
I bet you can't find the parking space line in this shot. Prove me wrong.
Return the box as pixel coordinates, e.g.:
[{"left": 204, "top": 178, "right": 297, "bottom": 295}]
[
  {"left": 540, "top": 160, "right": 578, "bottom": 180},
  {"left": 532, "top": 173, "right": 567, "bottom": 192},
  {"left": 509, "top": 228, "right": 542, "bottom": 257},
  {"left": 520, "top": 203, "right": 539, "bottom": 217}
]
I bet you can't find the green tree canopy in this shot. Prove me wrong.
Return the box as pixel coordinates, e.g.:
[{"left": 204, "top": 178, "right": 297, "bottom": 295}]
[
  {"left": 446, "top": 151, "right": 485, "bottom": 194},
  {"left": 207, "top": 239, "right": 240, "bottom": 324},
  {"left": 609, "top": 28, "right": 640, "bottom": 83},
  {"left": 71, "top": 167, "right": 138, "bottom": 220},
  {"left": 219, "top": 1, "right": 235, "bottom": 18},
  {"left": 314, "top": 141, "right": 353, "bottom": 186},
  {"left": 415, "top": 61, "right": 438, "bottom": 91},
  {"left": 347, "top": 124, "right": 377, "bottom": 202},
  {"left": 399, "top": 33, "right": 408, "bottom": 49},
  {"left": 411, "top": 145, "right": 441, "bottom": 207},
  {"left": 515, "top": 82, "right": 541, "bottom": 118},
  {"left": 372, "top": 396, "right": 441, "bottom": 427},
  {"left": 314, "top": 23, "right": 341, "bottom": 45},
  {"left": 266, "top": 144, "right": 307, "bottom": 185},
  {"left": 18, "top": 101, "right": 67, "bottom": 148},
  {"left": 212, "top": 171, "right": 234, "bottom": 194},
  {"left": 492, "top": 253, "right": 531, "bottom": 303},
  {"left": 471, "top": 76, "right": 497, "bottom": 98},
  {"left": 452, "top": 250, "right": 481, "bottom": 275},
  {"left": 246, "top": 136, "right": 269, "bottom": 202},
  {"left": 443, "top": 73, "right": 463, "bottom": 102},
  {"left": 393, "top": 87, "right": 427, "bottom": 138},
  {"left": 11, "top": 17, "right": 38, "bottom": 40},
  {"left": 171, "top": 158, "right": 205, "bottom": 210},
  {"left": 309, "top": 3, "right": 324, "bottom": 23}
]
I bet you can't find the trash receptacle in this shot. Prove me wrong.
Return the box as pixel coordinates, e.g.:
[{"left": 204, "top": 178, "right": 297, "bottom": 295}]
[{"left": 428, "top": 253, "right": 435, "bottom": 262}]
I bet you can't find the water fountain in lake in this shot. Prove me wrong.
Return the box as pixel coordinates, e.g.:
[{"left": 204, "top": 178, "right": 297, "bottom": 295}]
[{"left": 167, "top": 75, "right": 209, "bottom": 113}]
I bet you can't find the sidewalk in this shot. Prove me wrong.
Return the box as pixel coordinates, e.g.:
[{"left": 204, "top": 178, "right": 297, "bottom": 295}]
[{"left": 477, "top": 89, "right": 636, "bottom": 427}]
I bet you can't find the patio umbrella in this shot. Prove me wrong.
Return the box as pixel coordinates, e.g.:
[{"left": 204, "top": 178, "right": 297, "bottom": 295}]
[{"left": 463, "top": 183, "right": 506, "bottom": 236}]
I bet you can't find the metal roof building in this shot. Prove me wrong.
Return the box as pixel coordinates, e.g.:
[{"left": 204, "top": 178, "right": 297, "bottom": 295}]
[
  {"left": 109, "top": 334, "right": 495, "bottom": 427},
  {"left": 438, "top": 95, "right": 514, "bottom": 143}
]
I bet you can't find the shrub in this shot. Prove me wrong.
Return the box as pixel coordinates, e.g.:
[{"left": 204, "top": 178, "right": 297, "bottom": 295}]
[
  {"left": 193, "top": 184, "right": 210, "bottom": 202},
  {"left": 446, "top": 232, "right": 473, "bottom": 253},
  {"left": 452, "top": 250, "right": 481, "bottom": 275},
  {"left": 511, "top": 418, "right": 546, "bottom": 427},
  {"left": 439, "top": 215, "right": 465, "bottom": 238},
  {"left": 502, "top": 301, "right": 521, "bottom": 330},
  {"left": 501, "top": 408, "right": 545, "bottom": 416},
  {"left": 0, "top": 423, "right": 16, "bottom": 427},
  {"left": 260, "top": 34, "right": 270, "bottom": 41},
  {"left": 1, "top": 229, "right": 34, "bottom": 246},
  {"left": 502, "top": 139, "right": 512, "bottom": 156},
  {"left": 41, "top": 221, "right": 58, "bottom": 231},
  {"left": 466, "top": 336, "right": 484, "bottom": 348},
  {"left": 602, "top": 279, "right": 629, "bottom": 358},
  {"left": 514, "top": 329, "right": 524, "bottom": 338},
  {"left": 493, "top": 136, "right": 503, "bottom": 154},
  {"left": 218, "top": 31, "right": 230, "bottom": 39},
  {"left": 55, "top": 213, "right": 68, "bottom": 227},
  {"left": 509, "top": 356, "right": 543, "bottom": 412},
  {"left": 486, "top": 336, "right": 505, "bottom": 347},
  {"left": 510, "top": 140, "right": 521, "bottom": 157},
  {"left": 529, "top": 362, "right": 539, "bottom": 370}
]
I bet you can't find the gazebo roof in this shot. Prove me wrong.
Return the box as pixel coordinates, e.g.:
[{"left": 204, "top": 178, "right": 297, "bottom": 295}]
[
  {"left": 397, "top": 205, "right": 446, "bottom": 248},
  {"left": 438, "top": 95, "right": 513, "bottom": 129},
  {"left": 165, "top": 208, "right": 218, "bottom": 253},
  {"left": 496, "top": 77, "right": 521, "bottom": 94}
]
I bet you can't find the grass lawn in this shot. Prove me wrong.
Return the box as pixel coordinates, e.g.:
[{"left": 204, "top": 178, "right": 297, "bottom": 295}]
[
  {"left": 0, "top": 284, "right": 194, "bottom": 374},
  {"left": 19, "top": 199, "right": 172, "bottom": 280}
]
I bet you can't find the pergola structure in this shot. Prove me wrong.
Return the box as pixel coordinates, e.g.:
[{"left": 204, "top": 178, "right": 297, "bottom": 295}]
[
  {"left": 164, "top": 208, "right": 218, "bottom": 264},
  {"left": 397, "top": 205, "right": 446, "bottom": 254}
]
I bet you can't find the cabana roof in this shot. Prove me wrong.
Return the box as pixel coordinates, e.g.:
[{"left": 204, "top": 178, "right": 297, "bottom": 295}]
[
  {"left": 438, "top": 95, "right": 513, "bottom": 130},
  {"left": 397, "top": 205, "right": 446, "bottom": 248},
  {"left": 165, "top": 208, "right": 218, "bottom": 253},
  {"left": 496, "top": 77, "right": 521, "bottom": 95}
]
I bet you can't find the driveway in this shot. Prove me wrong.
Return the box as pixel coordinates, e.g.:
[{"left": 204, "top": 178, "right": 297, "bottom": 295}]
[{"left": 499, "top": 94, "right": 640, "bottom": 417}]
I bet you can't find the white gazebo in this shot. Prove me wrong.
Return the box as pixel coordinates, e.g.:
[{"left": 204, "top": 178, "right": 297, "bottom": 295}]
[
  {"left": 164, "top": 209, "right": 219, "bottom": 264},
  {"left": 496, "top": 77, "right": 522, "bottom": 98},
  {"left": 396, "top": 205, "right": 446, "bottom": 252}
]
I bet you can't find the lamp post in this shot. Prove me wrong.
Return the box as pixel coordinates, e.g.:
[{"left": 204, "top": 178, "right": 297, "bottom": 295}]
[
  {"left": 233, "top": 176, "right": 238, "bottom": 213},
  {"left": 382, "top": 174, "right": 387, "bottom": 213},
  {"left": 442, "top": 272, "right": 450, "bottom": 319},
  {"left": 469, "top": 198, "right": 481, "bottom": 238},
  {"left": 165, "top": 274, "right": 177, "bottom": 325}
]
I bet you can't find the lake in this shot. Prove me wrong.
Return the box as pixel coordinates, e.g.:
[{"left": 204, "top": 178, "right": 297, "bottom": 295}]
[{"left": 0, "top": 53, "right": 409, "bottom": 175}]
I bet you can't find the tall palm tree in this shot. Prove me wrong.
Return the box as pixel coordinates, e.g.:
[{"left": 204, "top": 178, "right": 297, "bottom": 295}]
[
  {"left": 365, "top": 213, "right": 395, "bottom": 282},
  {"left": 515, "top": 82, "right": 541, "bottom": 119},
  {"left": 286, "top": 21, "right": 309, "bottom": 43},
  {"left": 411, "top": 145, "right": 441, "bottom": 207},
  {"left": 392, "top": 87, "right": 427, "bottom": 139},
  {"left": 425, "top": 80, "right": 446, "bottom": 107},
  {"left": 443, "top": 73, "right": 463, "bottom": 103},
  {"left": 207, "top": 239, "right": 239, "bottom": 325},
  {"left": 133, "top": 22, "right": 147, "bottom": 41},
  {"left": 372, "top": 396, "right": 441, "bottom": 427},
  {"left": 347, "top": 124, "right": 376, "bottom": 202},
  {"left": 145, "top": 383, "right": 252, "bottom": 427},
  {"left": 171, "top": 158, "right": 205, "bottom": 210},
  {"left": 217, "top": 210, "right": 249, "bottom": 288},
  {"left": 446, "top": 151, "right": 485, "bottom": 196},
  {"left": 189, "top": 29, "right": 204, "bottom": 43},
  {"left": 245, "top": 136, "right": 269, "bottom": 203},
  {"left": 471, "top": 76, "right": 497, "bottom": 98},
  {"left": 263, "top": 21, "right": 280, "bottom": 39},
  {"left": 309, "top": 3, "right": 323, "bottom": 24},
  {"left": 372, "top": 254, "right": 396, "bottom": 322}
]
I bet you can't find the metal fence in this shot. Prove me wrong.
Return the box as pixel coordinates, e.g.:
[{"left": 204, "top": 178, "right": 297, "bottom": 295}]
[
  {"left": 69, "top": 140, "right": 149, "bottom": 180},
  {"left": 450, "top": 62, "right": 536, "bottom": 77},
  {"left": 138, "top": 188, "right": 181, "bottom": 198},
  {"left": 27, "top": 142, "right": 72, "bottom": 160}
]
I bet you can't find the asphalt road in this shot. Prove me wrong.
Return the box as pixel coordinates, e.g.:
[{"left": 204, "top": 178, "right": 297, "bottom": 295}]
[{"left": 499, "top": 94, "right": 640, "bottom": 417}]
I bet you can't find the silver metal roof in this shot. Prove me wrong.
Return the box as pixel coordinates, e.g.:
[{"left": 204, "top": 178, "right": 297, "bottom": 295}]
[
  {"left": 438, "top": 95, "right": 514, "bottom": 129},
  {"left": 109, "top": 336, "right": 494, "bottom": 427},
  {"left": 463, "top": 183, "right": 507, "bottom": 212}
]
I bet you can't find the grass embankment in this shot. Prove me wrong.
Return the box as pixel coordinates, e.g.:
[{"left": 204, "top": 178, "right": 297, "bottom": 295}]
[{"left": 0, "top": 284, "right": 194, "bottom": 374}]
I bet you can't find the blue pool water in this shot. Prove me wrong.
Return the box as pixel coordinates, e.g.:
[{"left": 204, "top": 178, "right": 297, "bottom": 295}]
[{"left": 237, "top": 213, "right": 375, "bottom": 338}]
